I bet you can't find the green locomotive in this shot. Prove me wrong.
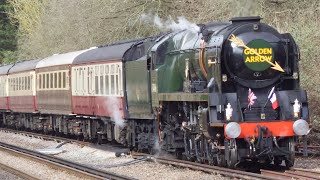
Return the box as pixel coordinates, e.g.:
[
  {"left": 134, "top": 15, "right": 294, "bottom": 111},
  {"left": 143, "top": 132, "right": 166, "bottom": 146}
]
[{"left": 125, "top": 16, "right": 309, "bottom": 168}]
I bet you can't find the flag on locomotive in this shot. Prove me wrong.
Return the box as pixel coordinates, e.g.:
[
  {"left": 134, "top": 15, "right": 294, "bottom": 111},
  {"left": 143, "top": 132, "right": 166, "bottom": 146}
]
[
  {"left": 268, "top": 87, "right": 279, "bottom": 109},
  {"left": 248, "top": 88, "right": 257, "bottom": 110}
]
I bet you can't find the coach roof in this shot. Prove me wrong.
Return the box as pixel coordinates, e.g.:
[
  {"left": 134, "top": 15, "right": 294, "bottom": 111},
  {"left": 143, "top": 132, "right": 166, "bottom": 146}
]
[
  {"left": 9, "top": 59, "right": 41, "bottom": 74},
  {"left": 36, "top": 48, "right": 93, "bottom": 69},
  {"left": 72, "top": 41, "right": 137, "bottom": 65},
  {"left": 0, "top": 64, "right": 14, "bottom": 75}
]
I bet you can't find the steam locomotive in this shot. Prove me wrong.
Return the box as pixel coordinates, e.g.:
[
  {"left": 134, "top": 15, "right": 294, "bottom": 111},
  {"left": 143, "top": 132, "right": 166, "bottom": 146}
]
[{"left": 0, "top": 16, "right": 309, "bottom": 168}]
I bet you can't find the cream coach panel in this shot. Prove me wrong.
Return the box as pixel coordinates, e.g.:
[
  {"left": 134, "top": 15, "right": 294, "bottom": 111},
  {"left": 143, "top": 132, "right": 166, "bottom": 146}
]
[
  {"left": 72, "top": 62, "right": 123, "bottom": 97},
  {"left": 31, "top": 71, "right": 36, "bottom": 96},
  {"left": 8, "top": 71, "right": 34, "bottom": 96},
  {"left": 37, "top": 70, "right": 69, "bottom": 91},
  {"left": 0, "top": 76, "right": 7, "bottom": 97}
]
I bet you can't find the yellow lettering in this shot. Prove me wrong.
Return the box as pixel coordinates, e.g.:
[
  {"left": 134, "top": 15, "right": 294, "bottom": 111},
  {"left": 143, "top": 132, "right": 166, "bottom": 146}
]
[
  {"left": 258, "top": 49, "right": 264, "bottom": 54},
  {"left": 264, "top": 56, "right": 272, "bottom": 61},
  {"left": 255, "top": 56, "right": 260, "bottom": 62},
  {"left": 266, "top": 48, "right": 272, "bottom": 54}
]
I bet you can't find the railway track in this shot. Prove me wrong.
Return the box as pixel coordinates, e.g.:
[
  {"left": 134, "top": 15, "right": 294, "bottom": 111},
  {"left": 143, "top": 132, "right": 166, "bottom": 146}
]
[
  {"left": 1, "top": 127, "right": 320, "bottom": 179},
  {"left": 0, "top": 127, "right": 89, "bottom": 147},
  {"left": 261, "top": 168, "right": 320, "bottom": 179},
  {"left": 0, "top": 162, "right": 39, "bottom": 180},
  {"left": 132, "top": 152, "right": 273, "bottom": 180},
  {"left": 0, "top": 141, "right": 134, "bottom": 180},
  {"left": 132, "top": 152, "right": 320, "bottom": 180}
]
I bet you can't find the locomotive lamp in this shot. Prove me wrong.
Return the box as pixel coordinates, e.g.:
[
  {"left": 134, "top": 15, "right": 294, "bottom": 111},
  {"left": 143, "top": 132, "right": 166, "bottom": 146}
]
[
  {"left": 225, "top": 122, "right": 241, "bottom": 138},
  {"left": 222, "top": 74, "right": 228, "bottom": 82},
  {"left": 293, "top": 119, "right": 309, "bottom": 136},
  {"left": 293, "top": 99, "right": 301, "bottom": 118},
  {"left": 225, "top": 103, "right": 233, "bottom": 121},
  {"left": 293, "top": 72, "right": 299, "bottom": 79}
]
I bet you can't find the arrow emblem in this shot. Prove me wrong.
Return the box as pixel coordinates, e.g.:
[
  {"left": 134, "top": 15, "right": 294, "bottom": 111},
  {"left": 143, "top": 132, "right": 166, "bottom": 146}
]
[{"left": 229, "top": 34, "right": 285, "bottom": 72}]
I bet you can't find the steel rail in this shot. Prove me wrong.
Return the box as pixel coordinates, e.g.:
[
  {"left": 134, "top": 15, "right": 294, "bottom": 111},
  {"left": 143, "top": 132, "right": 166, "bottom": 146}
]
[
  {"left": 260, "top": 169, "right": 320, "bottom": 180},
  {"left": 132, "top": 153, "right": 279, "bottom": 180},
  {"left": 0, "top": 142, "right": 134, "bottom": 180},
  {"left": 0, "top": 162, "right": 40, "bottom": 180},
  {"left": 0, "top": 128, "right": 89, "bottom": 147}
]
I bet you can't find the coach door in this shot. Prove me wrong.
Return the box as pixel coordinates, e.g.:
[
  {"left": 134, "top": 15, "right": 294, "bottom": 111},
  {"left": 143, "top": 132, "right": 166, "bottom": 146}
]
[{"left": 88, "top": 66, "right": 95, "bottom": 114}]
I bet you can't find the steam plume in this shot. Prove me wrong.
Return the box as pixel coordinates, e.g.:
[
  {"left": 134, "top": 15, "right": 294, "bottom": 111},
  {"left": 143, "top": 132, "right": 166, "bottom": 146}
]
[
  {"left": 141, "top": 13, "right": 200, "bottom": 33},
  {"left": 105, "top": 96, "right": 126, "bottom": 127}
]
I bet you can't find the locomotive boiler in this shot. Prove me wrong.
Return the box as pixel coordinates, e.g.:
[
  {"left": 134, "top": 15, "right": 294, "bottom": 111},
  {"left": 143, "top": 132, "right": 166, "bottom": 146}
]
[{"left": 0, "top": 16, "right": 309, "bottom": 169}]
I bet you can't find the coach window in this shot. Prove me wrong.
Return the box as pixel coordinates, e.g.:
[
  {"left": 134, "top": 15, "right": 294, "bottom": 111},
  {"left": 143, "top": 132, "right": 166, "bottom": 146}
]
[
  {"left": 50, "top": 73, "right": 53, "bottom": 88},
  {"left": 23, "top": 77, "right": 25, "bottom": 90},
  {"left": 81, "top": 68, "right": 84, "bottom": 92},
  {"left": 28, "top": 76, "right": 31, "bottom": 90},
  {"left": 22, "top": 77, "right": 25, "bottom": 91},
  {"left": 95, "top": 66, "right": 99, "bottom": 95},
  {"left": 46, "top": 74, "right": 49, "bottom": 89},
  {"left": 26, "top": 76, "right": 28, "bottom": 90},
  {"left": 39, "top": 75, "right": 42, "bottom": 90},
  {"left": 42, "top": 74, "right": 45, "bottom": 89},
  {"left": 100, "top": 65, "right": 104, "bottom": 95},
  {"left": 79, "top": 68, "right": 82, "bottom": 92},
  {"left": 115, "top": 66, "right": 119, "bottom": 95},
  {"left": 19, "top": 77, "right": 22, "bottom": 91},
  {"left": 54, "top": 73, "right": 57, "bottom": 88},
  {"left": 13, "top": 78, "right": 15, "bottom": 91},
  {"left": 58, "top": 72, "right": 61, "bottom": 88},
  {"left": 25, "top": 76, "right": 28, "bottom": 90},
  {"left": 74, "top": 69, "right": 77, "bottom": 92},
  {"left": 12, "top": 78, "right": 17, "bottom": 91},
  {"left": 119, "top": 67, "right": 122, "bottom": 94},
  {"left": 11, "top": 78, "right": 16, "bottom": 91},
  {"left": 19, "top": 77, "right": 21, "bottom": 91},
  {"left": 110, "top": 65, "right": 115, "bottom": 95},
  {"left": 16, "top": 77, "right": 18, "bottom": 91},
  {"left": 83, "top": 68, "right": 86, "bottom": 93},
  {"left": 22, "top": 77, "right": 24, "bottom": 91},
  {"left": 87, "top": 68, "right": 91, "bottom": 94},
  {"left": 21, "top": 77, "right": 24, "bottom": 91},
  {"left": 62, "top": 72, "right": 66, "bottom": 89},
  {"left": 11, "top": 78, "right": 13, "bottom": 91},
  {"left": 11, "top": 78, "right": 14, "bottom": 91},
  {"left": 105, "top": 65, "right": 109, "bottom": 95},
  {"left": 30, "top": 75, "right": 33, "bottom": 91},
  {"left": 16, "top": 78, "right": 18, "bottom": 91},
  {"left": 17, "top": 77, "right": 20, "bottom": 91}
]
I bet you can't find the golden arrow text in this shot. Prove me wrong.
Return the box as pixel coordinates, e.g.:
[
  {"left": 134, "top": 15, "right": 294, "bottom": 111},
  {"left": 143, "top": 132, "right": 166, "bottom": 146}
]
[{"left": 229, "top": 34, "right": 285, "bottom": 72}]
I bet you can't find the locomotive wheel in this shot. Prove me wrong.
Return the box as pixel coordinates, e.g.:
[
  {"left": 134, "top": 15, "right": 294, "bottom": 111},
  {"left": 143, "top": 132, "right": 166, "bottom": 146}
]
[
  {"left": 216, "top": 153, "right": 226, "bottom": 167},
  {"left": 273, "top": 157, "right": 283, "bottom": 166},
  {"left": 227, "top": 139, "right": 238, "bottom": 169},
  {"left": 285, "top": 138, "right": 295, "bottom": 168}
]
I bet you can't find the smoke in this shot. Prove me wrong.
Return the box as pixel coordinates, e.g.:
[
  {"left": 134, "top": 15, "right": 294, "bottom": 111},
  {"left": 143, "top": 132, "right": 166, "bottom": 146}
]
[
  {"left": 140, "top": 13, "right": 200, "bottom": 33},
  {"left": 105, "top": 96, "right": 126, "bottom": 128}
]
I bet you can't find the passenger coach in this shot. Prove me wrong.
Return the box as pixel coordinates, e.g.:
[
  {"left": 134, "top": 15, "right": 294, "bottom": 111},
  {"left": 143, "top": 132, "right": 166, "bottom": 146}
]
[
  {"left": 7, "top": 59, "right": 39, "bottom": 113},
  {"left": 0, "top": 64, "right": 13, "bottom": 110}
]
